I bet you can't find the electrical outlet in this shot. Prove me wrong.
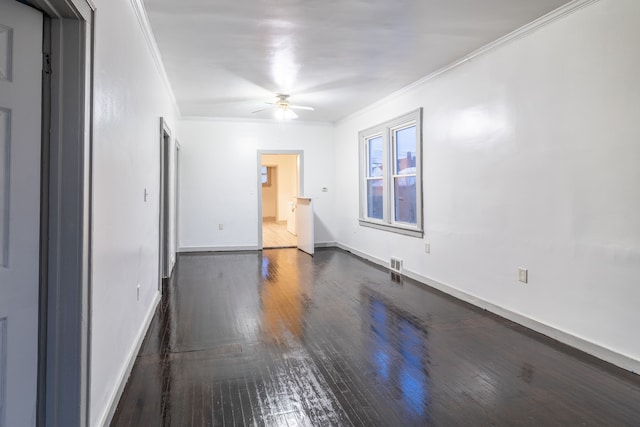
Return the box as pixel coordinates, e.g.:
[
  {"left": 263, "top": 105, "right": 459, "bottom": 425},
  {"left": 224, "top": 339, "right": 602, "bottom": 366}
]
[
  {"left": 424, "top": 242, "right": 430, "bottom": 254},
  {"left": 136, "top": 284, "right": 141, "bottom": 301},
  {"left": 219, "top": 224, "right": 224, "bottom": 230},
  {"left": 518, "top": 268, "right": 528, "bottom": 283}
]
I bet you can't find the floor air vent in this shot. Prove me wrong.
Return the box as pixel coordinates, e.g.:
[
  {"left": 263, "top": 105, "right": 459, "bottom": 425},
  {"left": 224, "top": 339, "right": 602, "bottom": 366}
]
[{"left": 390, "top": 257, "right": 403, "bottom": 273}]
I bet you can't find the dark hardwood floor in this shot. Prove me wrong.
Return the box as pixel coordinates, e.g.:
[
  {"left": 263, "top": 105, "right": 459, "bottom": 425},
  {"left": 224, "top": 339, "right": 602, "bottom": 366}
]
[{"left": 111, "top": 248, "right": 640, "bottom": 426}]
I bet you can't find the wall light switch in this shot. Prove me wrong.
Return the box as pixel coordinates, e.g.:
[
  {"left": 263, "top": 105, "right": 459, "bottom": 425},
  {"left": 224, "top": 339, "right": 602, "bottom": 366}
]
[
  {"left": 518, "top": 267, "right": 528, "bottom": 283},
  {"left": 424, "top": 242, "right": 430, "bottom": 254},
  {"left": 218, "top": 224, "right": 224, "bottom": 230}
]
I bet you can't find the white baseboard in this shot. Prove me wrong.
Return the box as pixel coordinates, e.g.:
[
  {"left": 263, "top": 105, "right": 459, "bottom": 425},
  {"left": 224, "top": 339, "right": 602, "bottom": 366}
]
[
  {"left": 179, "top": 245, "right": 259, "bottom": 253},
  {"left": 315, "top": 241, "right": 337, "bottom": 248},
  {"left": 179, "top": 243, "right": 337, "bottom": 253},
  {"left": 99, "top": 292, "right": 161, "bottom": 427},
  {"left": 336, "top": 242, "right": 640, "bottom": 374}
]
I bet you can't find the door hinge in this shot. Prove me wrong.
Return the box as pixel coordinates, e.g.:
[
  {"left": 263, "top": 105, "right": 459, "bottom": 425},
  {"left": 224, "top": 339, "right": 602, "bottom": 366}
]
[{"left": 43, "top": 53, "right": 52, "bottom": 75}]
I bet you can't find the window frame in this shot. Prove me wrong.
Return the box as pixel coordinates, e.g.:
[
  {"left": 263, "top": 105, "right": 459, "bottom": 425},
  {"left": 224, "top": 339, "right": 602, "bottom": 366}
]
[
  {"left": 358, "top": 108, "right": 423, "bottom": 237},
  {"left": 364, "top": 133, "right": 384, "bottom": 220}
]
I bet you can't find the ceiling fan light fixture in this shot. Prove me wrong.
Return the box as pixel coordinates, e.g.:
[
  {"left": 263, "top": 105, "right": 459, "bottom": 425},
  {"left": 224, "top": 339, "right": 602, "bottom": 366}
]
[{"left": 274, "top": 107, "right": 298, "bottom": 120}]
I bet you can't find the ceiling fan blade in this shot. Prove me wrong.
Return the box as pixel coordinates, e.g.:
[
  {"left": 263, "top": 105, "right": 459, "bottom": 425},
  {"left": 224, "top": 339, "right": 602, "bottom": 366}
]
[
  {"left": 252, "top": 106, "right": 276, "bottom": 114},
  {"left": 288, "top": 105, "right": 314, "bottom": 111}
]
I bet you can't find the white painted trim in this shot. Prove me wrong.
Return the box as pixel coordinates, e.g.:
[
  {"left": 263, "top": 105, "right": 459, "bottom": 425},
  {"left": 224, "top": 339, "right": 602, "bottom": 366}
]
[
  {"left": 336, "top": 0, "right": 601, "bottom": 125},
  {"left": 98, "top": 292, "right": 161, "bottom": 427},
  {"left": 315, "top": 241, "right": 337, "bottom": 248},
  {"left": 126, "top": 0, "right": 179, "bottom": 113},
  {"left": 179, "top": 242, "right": 336, "bottom": 253},
  {"left": 335, "top": 243, "right": 387, "bottom": 268},
  {"left": 179, "top": 245, "right": 260, "bottom": 253},
  {"left": 336, "top": 242, "right": 640, "bottom": 375}
]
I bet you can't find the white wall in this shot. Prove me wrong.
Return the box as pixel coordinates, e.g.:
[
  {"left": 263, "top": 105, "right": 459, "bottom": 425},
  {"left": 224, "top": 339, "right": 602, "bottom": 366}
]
[
  {"left": 178, "top": 120, "right": 336, "bottom": 250},
  {"left": 87, "top": 5, "right": 640, "bottom": 424},
  {"left": 91, "top": 0, "right": 179, "bottom": 425},
  {"left": 262, "top": 154, "right": 299, "bottom": 222},
  {"left": 335, "top": 0, "right": 640, "bottom": 370}
]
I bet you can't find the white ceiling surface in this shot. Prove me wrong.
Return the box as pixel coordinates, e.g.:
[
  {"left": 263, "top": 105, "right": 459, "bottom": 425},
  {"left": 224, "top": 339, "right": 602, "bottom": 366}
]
[{"left": 143, "top": 0, "right": 572, "bottom": 122}]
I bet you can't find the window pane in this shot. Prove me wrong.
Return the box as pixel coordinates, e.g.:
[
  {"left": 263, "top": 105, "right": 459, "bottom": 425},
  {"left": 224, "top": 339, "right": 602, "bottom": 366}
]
[
  {"left": 359, "top": 110, "right": 422, "bottom": 234},
  {"left": 367, "top": 179, "right": 383, "bottom": 219},
  {"left": 395, "top": 126, "right": 416, "bottom": 174},
  {"left": 394, "top": 175, "right": 416, "bottom": 224},
  {"left": 368, "top": 136, "right": 383, "bottom": 177}
]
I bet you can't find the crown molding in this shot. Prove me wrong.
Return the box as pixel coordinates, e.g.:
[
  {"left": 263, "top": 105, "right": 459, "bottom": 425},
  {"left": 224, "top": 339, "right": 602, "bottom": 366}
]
[
  {"left": 127, "top": 0, "right": 180, "bottom": 116},
  {"left": 336, "top": 0, "right": 601, "bottom": 126}
]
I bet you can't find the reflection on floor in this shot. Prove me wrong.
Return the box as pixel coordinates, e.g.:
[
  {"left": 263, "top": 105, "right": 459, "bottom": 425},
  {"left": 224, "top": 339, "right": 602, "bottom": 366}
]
[
  {"left": 262, "top": 219, "right": 296, "bottom": 248},
  {"left": 111, "top": 249, "right": 640, "bottom": 426}
]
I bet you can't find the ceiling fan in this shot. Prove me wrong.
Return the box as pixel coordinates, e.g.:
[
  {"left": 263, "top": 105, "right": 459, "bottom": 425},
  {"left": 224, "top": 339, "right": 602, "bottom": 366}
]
[{"left": 252, "top": 94, "right": 314, "bottom": 120}]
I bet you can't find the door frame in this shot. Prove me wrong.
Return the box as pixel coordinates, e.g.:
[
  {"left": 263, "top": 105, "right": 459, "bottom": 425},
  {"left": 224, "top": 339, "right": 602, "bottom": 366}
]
[
  {"left": 256, "top": 150, "right": 304, "bottom": 249},
  {"left": 174, "top": 140, "right": 180, "bottom": 263},
  {"left": 158, "top": 117, "right": 172, "bottom": 284},
  {"left": 23, "top": 0, "right": 95, "bottom": 425}
]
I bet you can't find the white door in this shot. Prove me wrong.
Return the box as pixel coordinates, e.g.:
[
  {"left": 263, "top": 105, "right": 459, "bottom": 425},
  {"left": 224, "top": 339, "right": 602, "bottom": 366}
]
[
  {"left": 295, "top": 197, "right": 314, "bottom": 255},
  {"left": 0, "top": 1, "right": 43, "bottom": 426}
]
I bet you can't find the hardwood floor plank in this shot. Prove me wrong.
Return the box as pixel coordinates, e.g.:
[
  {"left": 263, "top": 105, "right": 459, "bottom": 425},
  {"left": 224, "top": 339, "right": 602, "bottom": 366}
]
[
  {"left": 111, "top": 248, "right": 640, "bottom": 426},
  {"left": 263, "top": 220, "right": 297, "bottom": 248}
]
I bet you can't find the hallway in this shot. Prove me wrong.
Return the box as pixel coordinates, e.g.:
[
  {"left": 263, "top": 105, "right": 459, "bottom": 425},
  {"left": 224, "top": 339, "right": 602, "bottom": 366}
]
[{"left": 111, "top": 249, "right": 640, "bottom": 426}]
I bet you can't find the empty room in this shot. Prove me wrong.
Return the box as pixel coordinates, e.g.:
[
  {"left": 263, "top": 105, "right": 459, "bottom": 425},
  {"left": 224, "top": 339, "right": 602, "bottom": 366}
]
[{"left": 1, "top": 0, "right": 639, "bottom": 426}]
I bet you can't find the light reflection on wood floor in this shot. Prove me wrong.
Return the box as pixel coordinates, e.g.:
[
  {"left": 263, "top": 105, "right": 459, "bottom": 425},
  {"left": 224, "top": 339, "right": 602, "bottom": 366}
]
[
  {"left": 111, "top": 249, "right": 640, "bottom": 426},
  {"left": 263, "top": 219, "right": 297, "bottom": 248}
]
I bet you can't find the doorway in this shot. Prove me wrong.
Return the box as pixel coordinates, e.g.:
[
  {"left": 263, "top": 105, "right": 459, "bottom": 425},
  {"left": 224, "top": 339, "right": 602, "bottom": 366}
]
[
  {"left": 159, "top": 118, "right": 172, "bottom": 284},
  {"left": 258, "top": 151, "right": 302, "bottom": 249},
  {"left": 0, "top": 0, "right": 95, "bottom": 425}
]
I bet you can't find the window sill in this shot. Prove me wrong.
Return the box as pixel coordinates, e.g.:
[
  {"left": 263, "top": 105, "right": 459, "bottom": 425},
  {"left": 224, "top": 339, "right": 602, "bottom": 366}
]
[{"left": 358, "top": 219, "right": 424, "bottom": 238}]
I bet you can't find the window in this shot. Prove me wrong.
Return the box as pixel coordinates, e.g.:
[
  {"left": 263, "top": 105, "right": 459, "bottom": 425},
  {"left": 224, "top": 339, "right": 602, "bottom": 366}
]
[
  {"left": 261, "top": 166, "right": 272, "bottom": 186},
  {"left": 359, "top": 109, "right": 423, "bottom": 237}
]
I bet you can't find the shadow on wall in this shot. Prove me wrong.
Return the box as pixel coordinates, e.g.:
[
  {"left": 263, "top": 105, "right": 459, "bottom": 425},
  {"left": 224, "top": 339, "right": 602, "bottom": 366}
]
[{"left": 314, "top": 214, "right": 332, "bottom": 244}]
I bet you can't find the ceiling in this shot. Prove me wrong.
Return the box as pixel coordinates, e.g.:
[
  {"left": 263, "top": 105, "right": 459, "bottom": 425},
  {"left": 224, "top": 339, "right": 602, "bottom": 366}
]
[{"left": 142, "top": 0, "right": 572, "bottom": 123}]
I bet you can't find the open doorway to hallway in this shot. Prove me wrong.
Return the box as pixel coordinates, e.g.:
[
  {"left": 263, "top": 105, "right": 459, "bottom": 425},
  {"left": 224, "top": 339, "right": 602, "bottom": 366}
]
[{"left": 260, "top": 153, "right": 300, "bottom": 248}]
